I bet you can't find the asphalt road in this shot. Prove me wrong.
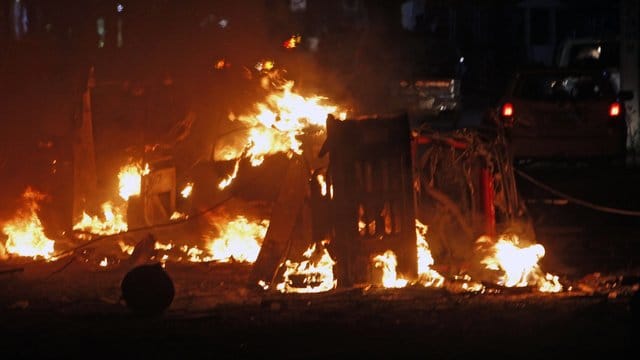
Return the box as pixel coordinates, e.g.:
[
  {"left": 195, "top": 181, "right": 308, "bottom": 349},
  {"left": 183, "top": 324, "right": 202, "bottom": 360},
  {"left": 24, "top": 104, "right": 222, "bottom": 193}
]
[{"left": 512, "top": 159, "right": 640, "bottom": 276}]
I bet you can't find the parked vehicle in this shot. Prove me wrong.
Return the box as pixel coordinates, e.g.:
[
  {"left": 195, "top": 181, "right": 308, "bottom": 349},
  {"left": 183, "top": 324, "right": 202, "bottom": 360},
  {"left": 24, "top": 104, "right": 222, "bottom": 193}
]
[
  {"left": 487, "top": 67, "right": 632, "bottom": 160},
  {"left": 555, "top": 37, "right": 621, "bottom": 92},
  {"left": 391, "top": 39, "right": 465, "bottom": 130}
]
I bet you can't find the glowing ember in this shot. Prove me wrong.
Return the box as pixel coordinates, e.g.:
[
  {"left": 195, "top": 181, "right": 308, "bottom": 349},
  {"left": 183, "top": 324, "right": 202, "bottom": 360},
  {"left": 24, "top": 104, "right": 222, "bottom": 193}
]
[
  {"left": 214, "top": 59, "right": 228, "bottom": 70},
  {"left": 155, "top": 241, "right": 173, "bottom": 251},
  {"left": 170, "top": 211, "right": 187, "bottom": 220},
  {"left": 478, "top": 234, "right": 563, "bottom": 292},
  {"left": 1, "top": 187, "right": 55, "bottom": 260},
  {"left": 276, "top": 241, "right": 337, "bottom": 293},
  {"left": 283, "top": 34, "right": 302, "bottom": 49},
  {"left": 118, "top": 240, "right": 135, "bottom": 255},
  {"left": 180, "top": 182, "right": 193, "bottom": 198},
  {"left": 317, "top": 174, "right": 328, "bottom": 196},
  {"left": 255, "top": 60, "right": 275, "bottom": 72},
  {"left": 374, "top": 250, "right": 408, "bottom": 288},
  {"left": 118, "top": 161, "right": 149, "bottom": 200},
  {"left": 205, "top": 216, "right": 268, "bottom": 263},
  {"left": 99, "top": 257, "right": 108, "bottom": 267},
  {"left": 73, "top": 201, "right": 128, "bottom": 235}
]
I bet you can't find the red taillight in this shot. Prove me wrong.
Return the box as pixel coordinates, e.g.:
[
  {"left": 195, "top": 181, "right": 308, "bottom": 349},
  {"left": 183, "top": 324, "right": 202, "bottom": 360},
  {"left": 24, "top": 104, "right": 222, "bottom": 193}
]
[
  {"left": 609, "top": 102, "right": 621, "bottom": 117},
  {"left": 501, "top": 102, "right": 514, "bottom": 117}
]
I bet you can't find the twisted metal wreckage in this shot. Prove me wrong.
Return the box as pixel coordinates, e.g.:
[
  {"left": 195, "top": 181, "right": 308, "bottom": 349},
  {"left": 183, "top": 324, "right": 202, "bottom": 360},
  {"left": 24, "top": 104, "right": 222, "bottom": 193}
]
[
  {"left": 249, "top": 113, "right": 532, "bottom": 289},
  {"left": 64, "top": 68, "right": 535, "bottom": 292}
]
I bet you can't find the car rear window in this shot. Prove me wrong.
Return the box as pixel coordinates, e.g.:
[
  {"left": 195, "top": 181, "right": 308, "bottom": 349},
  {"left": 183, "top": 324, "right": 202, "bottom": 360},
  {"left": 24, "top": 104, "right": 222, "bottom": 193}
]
[{"left": 512, "top": 72, "right": 615, "bottom": 101}]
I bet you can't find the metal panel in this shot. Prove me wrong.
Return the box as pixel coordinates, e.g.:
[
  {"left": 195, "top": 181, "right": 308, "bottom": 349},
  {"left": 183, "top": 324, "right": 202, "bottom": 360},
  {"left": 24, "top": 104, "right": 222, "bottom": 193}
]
[{"left": 324, "top": 113, "right": 418, "bottom": 286}]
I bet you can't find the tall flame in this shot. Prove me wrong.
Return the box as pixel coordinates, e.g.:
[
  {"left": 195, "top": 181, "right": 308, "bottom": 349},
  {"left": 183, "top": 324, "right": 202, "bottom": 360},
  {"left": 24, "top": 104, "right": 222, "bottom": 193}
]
[
  {"left": 1, "top": 187, "right": 55, "bottom": 260},
  {"left": 415, "top": 219, "right": 445, "bottom": 287},
  {"left": 478, "top": 234, "right": 563, "bottom": 292},
  {"left": 118, "top": 161, "right": 149, "bottom": 200},
  {"left": 373, "top": 220, "right": 444, "bottom": 288}
]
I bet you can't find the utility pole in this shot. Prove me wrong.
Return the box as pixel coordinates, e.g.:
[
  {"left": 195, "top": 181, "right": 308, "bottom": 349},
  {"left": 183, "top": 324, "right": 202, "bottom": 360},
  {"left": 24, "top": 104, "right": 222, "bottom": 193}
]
[
  {"left": 620, "top": 0, "right": 640, "bottom": 164},
  {"left": 72, "top": 67, "right": 98, "bottom": 221}
]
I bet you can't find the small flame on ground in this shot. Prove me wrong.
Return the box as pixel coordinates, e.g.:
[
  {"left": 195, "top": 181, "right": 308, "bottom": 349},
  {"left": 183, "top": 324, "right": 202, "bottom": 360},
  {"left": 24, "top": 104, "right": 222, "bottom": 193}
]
[
  {"left": 478, "top": 234, "right": 563, "bottom": 292},
  {"left": 373, "top": 220, "right": 444, "bottom": 289},
  {"left": 73, "top": 202, "right": 128, "bottom": 235},
  {"left": 99, "top": 257, "right": 108, "bottom": 267},
  {"left": 1, "top": 187, "right": 55, "bottom": 260},
  {"left": 276, "top": 241, "right": 337, "bottom": 293},
  {"left": 181, "top": 245, "right": 209, "bottom": 262},
  {"left": 118, "top": 240, "right": 135, "bottom": 255},
  {"left": 155, "top": 241, "right": 173, "bottom": 251},
  {"left": 170, "top": 211, "right": 187, "bottom": 220},
  {"left": 374, "top": 250, "right": 408, "bottom": 288},
  {"left": 205, "top": 216, "right": 269, "bottom": 263}
]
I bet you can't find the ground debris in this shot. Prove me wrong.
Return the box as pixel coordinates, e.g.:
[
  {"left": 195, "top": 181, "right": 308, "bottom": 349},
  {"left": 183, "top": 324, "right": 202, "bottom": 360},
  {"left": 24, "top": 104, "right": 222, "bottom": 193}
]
[{"left": 576, "top": 271, "right": 640, "bottom": 296}]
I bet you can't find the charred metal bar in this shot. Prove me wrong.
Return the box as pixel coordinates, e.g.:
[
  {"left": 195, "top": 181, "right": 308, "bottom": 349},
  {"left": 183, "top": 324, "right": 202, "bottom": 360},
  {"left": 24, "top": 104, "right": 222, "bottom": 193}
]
[{"left": 480, "top": 168, "right": 496, "bottom": 237}]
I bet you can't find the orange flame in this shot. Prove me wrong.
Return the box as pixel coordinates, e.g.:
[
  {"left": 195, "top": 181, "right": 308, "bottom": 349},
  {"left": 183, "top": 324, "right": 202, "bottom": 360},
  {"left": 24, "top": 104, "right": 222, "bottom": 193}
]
[
  {"left": 118, "top": 240, "right": 135, "bottom": 255},
  {"left": 374, "top": 250, "right": 408, "bottom": 288},
  {"left": 205, "top": 215, "right": 269, "bottom": 263},
  {"left": 317, "top": 174, "right": 328, "bottom": 197},
  {"left": 276, "top": 241, "right": 337, "bottom": 293},
  {"left": 283, "top": 34, "right": 302, "bottom": 49},
  {"left": 180, "top": 182, "right": 193, "bottom": 198},
  {"left": 218, "top": 159, "right": 241, "bottom": 190},
  {"left": 373, "top": 220, "right": 444, "bottom": 288},
  {"left": 118, "top": 161, "right": 149, "bottom": 200},
  {"left": 415, "top": 219, "right": 445, "bottom": 287},
  {"left": 214, "top": 59, "right": 228, "bottom": 70},
  {"left": 478, "top": 234, "right": 563, "bottom": 292},
  {"left": 218, "top": 80, "right": 339, "bottom": 188},
  {"left": 170, "top": 211, "right": 187, "bottom": 220},
  {"left": 1, "top": 187, "right": 55, "bottom": 260},
  {"left": 73, "top": 201, "right": 128, "bottom": 235}
]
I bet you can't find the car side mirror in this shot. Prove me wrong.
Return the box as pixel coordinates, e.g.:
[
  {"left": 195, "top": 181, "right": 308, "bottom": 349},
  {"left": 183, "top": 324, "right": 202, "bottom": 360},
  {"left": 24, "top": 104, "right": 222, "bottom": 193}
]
[{"left": 618, "top": 90, "right": 634, "bottom": 101}]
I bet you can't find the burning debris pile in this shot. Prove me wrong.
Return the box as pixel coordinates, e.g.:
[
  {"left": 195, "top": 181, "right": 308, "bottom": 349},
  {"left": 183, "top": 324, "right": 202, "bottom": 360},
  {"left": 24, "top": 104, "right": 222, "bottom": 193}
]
[{"left": 1, "top": 60, "right": 637, "bottom": 318}]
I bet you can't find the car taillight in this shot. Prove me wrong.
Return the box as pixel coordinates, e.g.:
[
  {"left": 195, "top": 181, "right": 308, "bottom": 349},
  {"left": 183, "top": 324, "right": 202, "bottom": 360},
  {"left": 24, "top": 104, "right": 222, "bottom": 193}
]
[
  {"left": 501, "top": 102, "right": 514, "bottom": 117},
  {"left": 609, "top": 102, "right": 621, "bottom": 117}
]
